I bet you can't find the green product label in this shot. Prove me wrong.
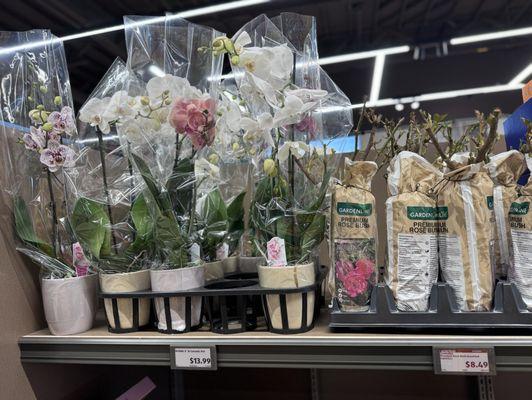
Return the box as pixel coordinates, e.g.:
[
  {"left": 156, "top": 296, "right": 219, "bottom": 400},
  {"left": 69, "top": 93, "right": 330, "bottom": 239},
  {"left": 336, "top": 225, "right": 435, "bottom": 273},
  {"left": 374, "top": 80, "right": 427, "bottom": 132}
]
[
  {"left": 487, "top": 196, "right": 494, "bottom": 210},
  {"left": 509, "top": 202, "right": 530, "bottom": 215},
  {"left": 407, "top": 206, "right": 449, "bottom": 220},
  {"left": 336, "top": 202, "right": 372, "bottom": 216}
]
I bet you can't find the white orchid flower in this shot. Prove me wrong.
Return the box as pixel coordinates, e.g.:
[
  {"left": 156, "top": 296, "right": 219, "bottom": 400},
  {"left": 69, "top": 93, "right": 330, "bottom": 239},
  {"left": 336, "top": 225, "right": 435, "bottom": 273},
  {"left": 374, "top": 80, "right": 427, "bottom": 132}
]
[
  {"left": 118, "top": 119, "right": 143, "bottom": 145},
  {"left": 273, "top": 95, "right": 317, "bottom": 127},
  {"left": 238, "top": 44, "right": 293, "bottom": 90},
  {"left": 241, "top": 113, "right": 274, "bottom": 147},
  {"left": 103, "top": 91, "right": 136, "bottom": 122},
  {"left": 277, "top": 141, "right": 310, "bottom": 162},
  {"left": 146, "top": 74, "right": 202, "bottom": 101},
  {"left": 244, "top": 73, "right": 279, "bottom": 107},
  {"left": 233, "top": 31, "right": 251, "bottom": 54},
  {"left": 194, "top": 157, "right": 220, "bottom": 181},
  {"left": 79, "top": 97, "right": 112, "bottom": 133}
]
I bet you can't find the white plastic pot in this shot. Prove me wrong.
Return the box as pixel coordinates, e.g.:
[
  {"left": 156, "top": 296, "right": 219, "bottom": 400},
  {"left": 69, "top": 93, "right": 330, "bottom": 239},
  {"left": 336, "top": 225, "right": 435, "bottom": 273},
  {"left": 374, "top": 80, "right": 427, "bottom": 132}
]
[
  {"left": 100, "top": 269, "right": 151, "bottom": 330},
  {"left": 258, "top": 262, "right": 316, "bottom": 331},
  {"left": 41, "top": 274, "right": 98, "bottom": 335},
  {"left": 150, "top": 265, "right": 205, "bottom": 332}
]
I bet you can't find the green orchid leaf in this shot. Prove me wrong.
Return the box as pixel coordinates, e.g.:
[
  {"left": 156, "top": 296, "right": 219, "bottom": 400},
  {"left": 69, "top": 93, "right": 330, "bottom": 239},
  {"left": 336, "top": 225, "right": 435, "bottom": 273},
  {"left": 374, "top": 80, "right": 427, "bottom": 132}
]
[
  {"left": 299, "top": 213, "right": 326, "bottom": 262},
  {"left": 131, "top": 153, "right": 173, "bottom": 215},
  {"left": 200, "top": 188, "right": 228, "bottom": 259},
  {"left": 127, "top": 193, "right": 155, "bottom": 255},
  {"left": 226, "top": 191, "right": 246, "bottom": 253},
  {"left": 155, "top": 214, "right": 188, "bottom": 267},
  {"left": 71, "top": 197, "right": 111, "bottom": 258},
  {"left": 13, "top": 196, "right": 54, "bottom": 257},
  {"left": 17, "top": 247, "right": 75, "bottom": 278},
  {"left": 167, "top": 157, "right": 194, "bottom": 216}
]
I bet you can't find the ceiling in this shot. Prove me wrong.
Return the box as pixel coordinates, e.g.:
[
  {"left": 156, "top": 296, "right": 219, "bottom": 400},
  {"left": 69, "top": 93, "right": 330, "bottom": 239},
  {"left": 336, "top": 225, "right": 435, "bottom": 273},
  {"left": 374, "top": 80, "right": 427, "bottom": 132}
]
[{"left": 1, "top": 0, "right": 531, "bottom": 119}]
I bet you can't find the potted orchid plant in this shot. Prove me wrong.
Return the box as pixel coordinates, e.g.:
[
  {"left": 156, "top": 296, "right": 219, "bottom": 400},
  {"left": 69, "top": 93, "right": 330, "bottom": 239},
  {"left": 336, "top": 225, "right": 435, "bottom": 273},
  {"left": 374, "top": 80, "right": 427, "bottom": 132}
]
[
  {"left": 110, "top": 15, "right": 226, "bottom": 332},
  {"left": 72, "top": 58, "right": 156, "bottom": 331},
  {"left": 211, "top": 14, "right": 353, "bottom": 331},
  {"left": 0, "top": 30, "right": 98, "bottom": 335}
]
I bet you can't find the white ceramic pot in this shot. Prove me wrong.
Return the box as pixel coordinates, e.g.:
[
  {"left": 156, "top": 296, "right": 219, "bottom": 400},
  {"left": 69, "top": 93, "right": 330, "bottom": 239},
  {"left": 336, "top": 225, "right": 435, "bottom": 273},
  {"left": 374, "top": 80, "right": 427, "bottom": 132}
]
[
  {"left": 100, "top": 269, "right": 151, "bottom": 330},
  {"left": 150, "top": 265, "right": 205, "bottom": 332},
  {"left": 204, "top": 261, "right": 224, "bottom": 282},
  {"left": 41, "top": 274, "right": 98, "bottom": 335},
  {"left": 258, "top": 262, "right": 316, "bottom": 331}
]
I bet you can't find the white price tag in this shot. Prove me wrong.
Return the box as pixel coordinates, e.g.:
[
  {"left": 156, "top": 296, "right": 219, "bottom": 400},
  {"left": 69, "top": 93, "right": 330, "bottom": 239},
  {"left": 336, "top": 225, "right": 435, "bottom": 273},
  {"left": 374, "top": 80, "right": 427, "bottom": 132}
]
[
  {"left": 434, "top": 348, "right": 495, "bottom": 375},
  {"left": 170, "top": 346, "right": 217, "bottom": 370}
]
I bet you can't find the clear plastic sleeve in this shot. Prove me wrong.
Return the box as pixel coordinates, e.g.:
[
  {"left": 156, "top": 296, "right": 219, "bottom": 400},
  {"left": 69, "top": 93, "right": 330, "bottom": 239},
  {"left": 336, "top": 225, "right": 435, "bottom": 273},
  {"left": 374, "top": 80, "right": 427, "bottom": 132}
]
[
  {"left": 0, "top": 30, "right": 89, "bottom": 278},
  {"left": 214, "top": 14, "right": 353, "bottom": 266},
  {"left": 119, "top": 15, "right": 227, "bottom": 268}
]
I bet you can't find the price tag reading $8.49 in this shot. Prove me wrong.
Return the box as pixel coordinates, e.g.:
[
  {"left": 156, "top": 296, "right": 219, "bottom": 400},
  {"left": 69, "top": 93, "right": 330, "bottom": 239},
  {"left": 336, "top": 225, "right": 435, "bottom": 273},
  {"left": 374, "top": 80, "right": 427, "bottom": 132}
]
[
  {"left": 171, "top": 346, "right": 217, "bottom": 370},
  {"left": 434, "top": 348, "right": 495, "bottom": 375}
]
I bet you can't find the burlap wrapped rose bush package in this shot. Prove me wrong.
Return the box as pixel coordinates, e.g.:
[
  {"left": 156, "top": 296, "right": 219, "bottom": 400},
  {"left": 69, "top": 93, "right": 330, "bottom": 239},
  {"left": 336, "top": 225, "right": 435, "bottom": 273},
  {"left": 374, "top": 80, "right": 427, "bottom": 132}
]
[
  {"left": 331, "top": 159, "right": 378, "bottom": 312},
  {"left": 385, "top": 152, "right": 442, "bottom": 311}
]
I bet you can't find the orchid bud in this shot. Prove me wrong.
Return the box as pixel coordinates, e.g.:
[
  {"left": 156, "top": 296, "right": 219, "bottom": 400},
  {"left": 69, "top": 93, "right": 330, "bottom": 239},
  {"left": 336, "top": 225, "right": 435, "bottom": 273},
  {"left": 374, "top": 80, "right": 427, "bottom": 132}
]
[
  {"left": 232, "top": 142, "right": 240, "bottom": 151},
  {"left": 42, "top": 122, "right": 53, "bottom": 132},
  {"left": 39, "top": 85, "right": 48, "bottom": 94},
  {"left": 208, "top": 153, "right": 219, "bottom": 164},
  {"left": 54, "top": 96, "right": 62, "bottom": 106},
  {"left": 162, "top": 90, "right": 170, "bottom": 97},
  {"left": 230, "top": 55, "right": 240, "bottom": 65},
  {"left": 212, "top": 37, "right": 226, "bottom": 53},
  {"left": 223, "top": 38, "right": 235, "bottom": 54},
  {"left": 28, "top": 96, "right": 33, "bottom": 102},
  {"left": 264, "top": 159, "right": 277, "bottom": 177},
  {"left": 37, "top": 104, "right": 45, "bottom": 111},
  {"left": 140, "top": 96, "right": 150, "bottom": 106},
  {"left": 164, "top": 98, "right": 172, "bottom": 105}
]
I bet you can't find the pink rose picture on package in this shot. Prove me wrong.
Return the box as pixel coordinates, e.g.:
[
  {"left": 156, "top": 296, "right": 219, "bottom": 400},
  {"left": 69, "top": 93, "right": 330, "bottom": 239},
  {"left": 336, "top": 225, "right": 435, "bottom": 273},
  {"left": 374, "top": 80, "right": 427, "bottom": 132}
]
[{"left": 335, "top": 239, "right": 376, "bottom": 311}]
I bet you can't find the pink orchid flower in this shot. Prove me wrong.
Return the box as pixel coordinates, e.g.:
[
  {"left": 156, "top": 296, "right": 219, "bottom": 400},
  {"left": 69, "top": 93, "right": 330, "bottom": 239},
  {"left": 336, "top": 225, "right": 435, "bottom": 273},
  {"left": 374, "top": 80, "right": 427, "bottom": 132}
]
[
  {"left": 169, "top": 97, "right": 216, "bottom": 150},
  {"left": 39, "top": 140, "right": 75, "bottom": 172}
]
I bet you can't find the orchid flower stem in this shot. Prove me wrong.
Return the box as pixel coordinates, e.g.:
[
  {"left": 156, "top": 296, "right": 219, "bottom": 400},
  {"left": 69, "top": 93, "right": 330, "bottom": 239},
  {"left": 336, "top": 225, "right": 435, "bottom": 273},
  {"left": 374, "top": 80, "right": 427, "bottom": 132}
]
[
  {"left": 97, "top": 129, "right": 118, "bottom": 253},
  {"left": 46, "top": 169, "right": 59, "bottom": 258},
  {"left": 294, "top": 157, "right": 317, "bottom": 185}
]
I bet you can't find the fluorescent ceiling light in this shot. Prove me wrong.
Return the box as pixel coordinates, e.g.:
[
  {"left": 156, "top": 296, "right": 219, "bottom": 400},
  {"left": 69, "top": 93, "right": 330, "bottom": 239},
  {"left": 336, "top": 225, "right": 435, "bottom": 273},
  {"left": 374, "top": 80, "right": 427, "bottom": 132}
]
[
  {"left": 318, "top": 45, "right": 409, "bottom": 66},
  {"left": 450, "top": 26, "right": 532, "bottom": 45},
  {"left": 148, "top": 65, "right": 165, "bottom": 77},
  {"left": 0, "top": 0, "right": 269, "bottom": 55},
  {"left": 349, "top": 84, "right": 523, "bottom": 109},
  {"left": 369, "top": 54, "right": 385, "bottom": 102},
  {"left": 509, "top": 63, "right": 532, "bottom": 85}
]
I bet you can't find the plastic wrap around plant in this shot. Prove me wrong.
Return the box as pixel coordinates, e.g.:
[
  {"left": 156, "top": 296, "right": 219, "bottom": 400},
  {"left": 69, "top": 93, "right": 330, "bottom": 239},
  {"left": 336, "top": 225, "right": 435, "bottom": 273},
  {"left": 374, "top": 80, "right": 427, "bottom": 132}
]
[
  {"left": 211, "top": 13, "right": 353, "bottom": 265},
  {"left": 66, "top": 58, "right": 155, "bottom": 274},
  {"left": 0, "top": 30, "right": 92, "bottom": 278},
  {"left": 115, "top": 15, "right": 237, "bottom": 267}
]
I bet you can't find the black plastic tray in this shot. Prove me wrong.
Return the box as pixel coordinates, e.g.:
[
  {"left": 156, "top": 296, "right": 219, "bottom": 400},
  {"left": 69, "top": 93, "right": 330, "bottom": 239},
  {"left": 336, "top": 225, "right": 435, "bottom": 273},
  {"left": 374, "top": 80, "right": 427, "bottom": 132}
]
[
  {"left": 329, "top": 281, "right": 532, "bottom": 330},
  {"left": 101, "top": 267, "right": 326, "bottom": 335}
]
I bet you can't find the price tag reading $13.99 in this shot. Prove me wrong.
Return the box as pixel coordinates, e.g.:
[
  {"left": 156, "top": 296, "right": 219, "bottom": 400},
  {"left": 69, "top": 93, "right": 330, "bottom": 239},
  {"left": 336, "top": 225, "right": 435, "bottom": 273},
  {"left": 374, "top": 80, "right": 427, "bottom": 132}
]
[
  {"left": 171, "top": 347, "right": 217, "bottom": 370},
  {"left": 435, "top": 348, "right": 494, "bottom": 375}
]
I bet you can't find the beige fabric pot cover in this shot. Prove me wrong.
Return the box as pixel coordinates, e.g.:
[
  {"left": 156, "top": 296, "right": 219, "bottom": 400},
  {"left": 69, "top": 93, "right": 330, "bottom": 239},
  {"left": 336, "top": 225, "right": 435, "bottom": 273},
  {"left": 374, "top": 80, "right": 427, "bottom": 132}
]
[
  {"left": 151, "top": 265, "right": 204, "bottom": 331},
  {"left": 259, "top": 263, "right": 315, "bottom": 330},
  {"left": 223, "top": 256, "right": 238, "bottom": 274},
  {"left": 486, "top": 150, "right": 526, "bottom": 278},
  {"left": 41, "top": 274, "right": 98, "bottom": 335},
  {"left": 508, "top": 155, "right": 532, "bottom": 308},
  {"left": 436, "top": 163, "right": 495, "bottom": 311},
  {"left": 236, "top": 256, "right": 264, "bottom": 274},
  {"left": 204, "top": 261, "right": 224, "bottom": 282},
  {"left": 100, "top": 269, "right": 151, "bottom": 329}
]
